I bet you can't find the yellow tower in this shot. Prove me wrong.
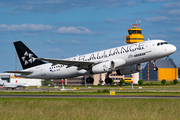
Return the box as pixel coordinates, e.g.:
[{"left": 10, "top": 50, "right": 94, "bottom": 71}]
[{"left": 126, "top": 21, "right": 144, "bottom": 44}]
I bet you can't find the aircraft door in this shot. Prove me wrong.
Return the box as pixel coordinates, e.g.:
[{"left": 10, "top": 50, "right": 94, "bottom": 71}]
[
  {"left": 146, "top": 41, "right": 151, "bottom": 53},
  {"left": 41, "top": 66, "right": 46, "bottom": 76}
]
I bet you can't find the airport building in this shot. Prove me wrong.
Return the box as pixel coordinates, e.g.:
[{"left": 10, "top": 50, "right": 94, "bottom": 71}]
[
  {"left": 142, "top": 58, "right": 178, "bottom": 81},
  {"left": 0, "top": 73, "right": 42, "bottom": 86}
]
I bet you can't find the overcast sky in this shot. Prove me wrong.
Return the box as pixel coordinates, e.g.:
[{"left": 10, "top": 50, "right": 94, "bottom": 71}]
[{"left": 0, "top": 0, "right": 180, "bottom": 72}]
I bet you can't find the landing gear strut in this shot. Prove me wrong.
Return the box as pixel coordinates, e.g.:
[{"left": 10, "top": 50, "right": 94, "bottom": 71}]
[
  {"left": 105, "top": 72, "right": 112, "bottom": 84},
  {"left": 151, "top": 59, "right": 158, "bottom": 71}
]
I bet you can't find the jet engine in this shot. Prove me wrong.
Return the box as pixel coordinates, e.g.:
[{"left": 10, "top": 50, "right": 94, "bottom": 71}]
[
  {"left": 116, "top": 64, "right": 141, "bottom": 75},
  {"left": 92, "top": 61, "right": 114, "bottom": 74}
]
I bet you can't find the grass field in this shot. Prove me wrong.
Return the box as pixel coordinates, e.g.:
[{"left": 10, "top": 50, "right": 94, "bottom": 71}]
[
  {"left": 0, "top": 98, "right": 180, "bottom": 120},
  {"left": 0, "top": 82, "right": 180, "bottom": 119}
]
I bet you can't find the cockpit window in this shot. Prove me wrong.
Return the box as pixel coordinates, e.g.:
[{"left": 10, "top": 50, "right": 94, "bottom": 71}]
[{"left": 157, "top": 42, "right": 168, "bottom": 46}]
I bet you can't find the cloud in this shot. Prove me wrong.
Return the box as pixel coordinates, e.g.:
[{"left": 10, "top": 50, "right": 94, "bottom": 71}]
[
  {"left": 158, "top": 9, "right": 180, "bottom": 16},
  {"left": 163, "top": 2, "right": 180, "bottom": 8},
  {"left": 46, "top": 39, "right": 65, "bottom": 44},
  {"left": 172, "top": 27, "right": 180, "bottom": 33},
  {"left": 143, "top": 0, "right": 168, "bottom": 2},
  {"left": 70, "top": 40, "right": 82, "bottom": 44},
  {"left": 145, "top": 15, "right": 180, "bottom": 25},
  {"left": 0, "top": 0, "right": 139, "bottom": 13},
  {"left": 47, "top": 48, "right": 63, "bottom": 52},
  {"left": 148, "top": 34, "right": 168, "bottom": 39},
  {"left": 0, "top": 23, "right": 54, "bottom": 31},
  {"left": 23, "top": 33, "right": 41, "bottom": 36},
  {"left": 145, "top": 16, "right": 168, "bottom": 22},
  {"left": 46, "top": 39, "right": 82, "bottom": 44},
  {"left": 0, "top": 24, "right": 103, "bottom": 35},
  {"left": 55, "top": 26, "right": 93, "bottom": 35},
  {"left": 104, "top": 18, "right": 118, "bottom": 23}
]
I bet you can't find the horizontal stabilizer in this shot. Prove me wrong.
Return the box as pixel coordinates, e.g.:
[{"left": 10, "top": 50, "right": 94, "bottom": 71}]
[{"left": 4, "top": 71, "right": 32, "bottom": 75}]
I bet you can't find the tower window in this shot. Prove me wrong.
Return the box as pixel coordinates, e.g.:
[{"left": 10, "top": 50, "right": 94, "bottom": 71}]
[
  {"left": 137, "top": 30, "right": 141, "bottom": 34},
  {"left": 132, "top": 30, "right": 136, "bottom": 34}
]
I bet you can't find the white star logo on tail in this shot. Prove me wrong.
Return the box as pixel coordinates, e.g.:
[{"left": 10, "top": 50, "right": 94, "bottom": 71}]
[{"left": 21, "top": 51, "right": 36, "bottom": 65}]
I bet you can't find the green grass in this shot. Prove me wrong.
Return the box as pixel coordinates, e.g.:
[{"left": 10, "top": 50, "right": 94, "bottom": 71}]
[{"left": 0, "top": 98, "right": 180, "bottom": 120}]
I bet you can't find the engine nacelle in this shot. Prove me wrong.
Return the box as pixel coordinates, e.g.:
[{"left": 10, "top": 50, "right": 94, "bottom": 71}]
[
  {"left": 112, "top": 58, "right": 126, "bottom": 69},
  {"left": 116, "top": 64, "right": 141, "bottom": 75},
  {"left": 92, "top": 61, "right": 114, "bottom": 74}
]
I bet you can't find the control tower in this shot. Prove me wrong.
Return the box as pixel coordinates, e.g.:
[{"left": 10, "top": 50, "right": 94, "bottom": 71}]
[{"left": 126, "top": 20, "right": 144, "bottom": 44}]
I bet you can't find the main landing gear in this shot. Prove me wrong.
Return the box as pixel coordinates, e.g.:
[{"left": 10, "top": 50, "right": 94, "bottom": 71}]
[
  {"left": 86, "top": 77, "right": 112, "bottom": 84},
  {"left": 86, "top": 77, "right": 94, "bottom": 83},
  {"left": 86, "top": 72, "right": 112, "bottom": 84},
  {"left": 105, "top": 77, "right": 112, "bottom": 84},
  {"left": 105, "top": 72, "right": 112, "bottom": 84}
]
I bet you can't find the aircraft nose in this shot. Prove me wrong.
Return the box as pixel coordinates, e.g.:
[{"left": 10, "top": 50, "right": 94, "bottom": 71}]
[{"left": 171, "top": 45, "right": 176, "bottom": 53}]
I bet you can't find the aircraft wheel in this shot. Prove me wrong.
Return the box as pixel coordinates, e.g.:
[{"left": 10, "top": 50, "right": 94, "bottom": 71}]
[
  {"left": 86, "top": 77, "right": 94, "bottom": 83},
  {"left": 105, "top": 78, "right": 112, "bottom": 84}
]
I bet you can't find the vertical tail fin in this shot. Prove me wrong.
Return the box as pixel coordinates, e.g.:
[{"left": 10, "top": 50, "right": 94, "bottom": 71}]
[{"left": 14, "top": 41, "right": 45, "bottom": 69}]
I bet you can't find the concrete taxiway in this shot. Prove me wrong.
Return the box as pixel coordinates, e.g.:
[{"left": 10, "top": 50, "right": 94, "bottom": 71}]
[{"left": 0, "top": 95, "right": 180, "bottom": 99}]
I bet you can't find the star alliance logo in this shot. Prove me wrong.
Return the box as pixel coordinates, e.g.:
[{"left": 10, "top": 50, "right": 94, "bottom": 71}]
[{"left": 21, "top": 51, "right": 36, "bottom": 65}]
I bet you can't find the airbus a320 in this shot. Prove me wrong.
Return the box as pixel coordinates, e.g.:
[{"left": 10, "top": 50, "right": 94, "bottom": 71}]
[{"left": 5, "top": 40, "right": 176, "bottom": 84}]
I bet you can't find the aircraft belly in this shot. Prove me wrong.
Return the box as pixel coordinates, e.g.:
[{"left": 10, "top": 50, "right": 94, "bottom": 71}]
[{"left": 46, "top": 66, "right": 79, "bottom": 79}]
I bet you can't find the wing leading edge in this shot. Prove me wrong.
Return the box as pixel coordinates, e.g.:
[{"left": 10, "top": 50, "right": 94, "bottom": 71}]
[{"left": 36, "top": 58, "right": 95, "bottom": 69}]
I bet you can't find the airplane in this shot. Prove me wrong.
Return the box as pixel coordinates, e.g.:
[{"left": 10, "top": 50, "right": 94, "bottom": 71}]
[
  {"left": 5, "top": 40, "right": 176, "bottom": 84},
  {"left": 0, "top": 78, "right": 29, "bottom": 90}
]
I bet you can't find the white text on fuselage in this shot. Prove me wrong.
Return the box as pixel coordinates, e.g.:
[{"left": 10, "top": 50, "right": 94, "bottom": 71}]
[
  {"left": 49, "top": 42, "right": 147, "bottom": 70},
  {"left": 71, "top": 42, "right": 146, "bottom": 61}
]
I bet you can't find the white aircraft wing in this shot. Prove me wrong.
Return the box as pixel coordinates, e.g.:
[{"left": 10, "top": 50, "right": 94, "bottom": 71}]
[{"left": 36, "top": 58, "right": 95, "bottom": 68}]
